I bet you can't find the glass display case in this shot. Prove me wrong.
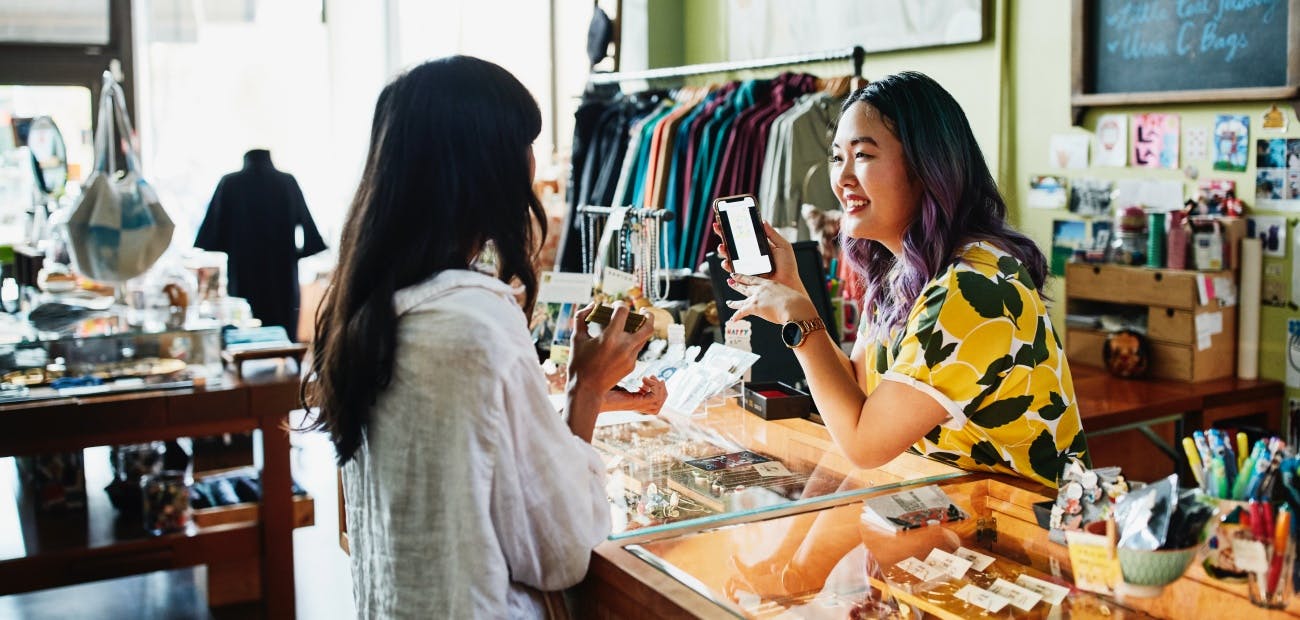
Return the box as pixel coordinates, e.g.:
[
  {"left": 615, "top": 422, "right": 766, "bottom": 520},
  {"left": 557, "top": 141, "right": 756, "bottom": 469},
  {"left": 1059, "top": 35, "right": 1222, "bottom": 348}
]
[
  {"left": 595, "top": 403, "right": 970, "bottom": 540},
  {"left": 0, "top": 306, "right": 222, "bottom": 403},
  {"left": 624, "top": 476, "right": 1157, "bottom": 619}
]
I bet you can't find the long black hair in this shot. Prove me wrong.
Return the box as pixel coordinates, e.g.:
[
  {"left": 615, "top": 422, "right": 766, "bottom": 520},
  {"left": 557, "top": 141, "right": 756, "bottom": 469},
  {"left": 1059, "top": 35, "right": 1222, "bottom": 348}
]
[
  {"left": 303, "top": 56, "right": 545, "bottom": 465},
  {"left": 838, "top": 71, "right": 1048, "bottom": 341}
]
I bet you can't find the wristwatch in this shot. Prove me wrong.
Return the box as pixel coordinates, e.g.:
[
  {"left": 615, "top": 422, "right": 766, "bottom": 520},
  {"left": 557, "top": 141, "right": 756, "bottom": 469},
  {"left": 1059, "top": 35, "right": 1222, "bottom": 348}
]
[{"left": 780, "top": 317, "right": 825, "bottom": 349}]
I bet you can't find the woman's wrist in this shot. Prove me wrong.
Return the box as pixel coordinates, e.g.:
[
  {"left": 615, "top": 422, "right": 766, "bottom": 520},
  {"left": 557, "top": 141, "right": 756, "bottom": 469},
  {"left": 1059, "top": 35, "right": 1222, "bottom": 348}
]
[{"left": 779, "top": 295, "right": 819, "bottom": 324}]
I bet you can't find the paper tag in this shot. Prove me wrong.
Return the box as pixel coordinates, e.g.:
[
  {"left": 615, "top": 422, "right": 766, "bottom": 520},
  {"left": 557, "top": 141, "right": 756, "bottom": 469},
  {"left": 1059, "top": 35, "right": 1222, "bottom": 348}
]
[
  {"left": 1197, "top": 333, "right": 1212, "bottom": 351},
  {"left": 989, "top": 578, "right": 1044, "bottom": 611},
  {"left": 537, "top": 271, "right": 595, "bottom": 303},
  {"left": 925, "top": 548, "right": 974, "bottom": 579},
  {"left": 1015, "top": 574, "right": 1071, "bottom": 605},
  {"left": 954, "top": 546, "right": 996, "bottom": 571},
  {"left": 602, "top": 267, "right": 637, "bottom": 296},
  {"left": 955, "top": 584, "right": 1010, "bottom": 613},
  {"left": 896, "top": 557, "right": 945, "bottom": 582},
  {"left": 1064, "top": 530, "right": 1121, "bottom": 595},
  {"left": 1231, "top": 538, "right": 1270, "bottom": 573},
  {"left": 753, "top": 461, "right": 792, "bottom": 477},
  {"left": 606, "top": 206, "right": 628, "bottom": 232}
]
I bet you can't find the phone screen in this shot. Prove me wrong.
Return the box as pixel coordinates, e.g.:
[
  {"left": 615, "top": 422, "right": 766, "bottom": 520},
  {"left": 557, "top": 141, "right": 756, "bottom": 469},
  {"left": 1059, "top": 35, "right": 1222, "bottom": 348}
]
[{"left": 715, "top": 194, "right": 773, "bottom": 276}]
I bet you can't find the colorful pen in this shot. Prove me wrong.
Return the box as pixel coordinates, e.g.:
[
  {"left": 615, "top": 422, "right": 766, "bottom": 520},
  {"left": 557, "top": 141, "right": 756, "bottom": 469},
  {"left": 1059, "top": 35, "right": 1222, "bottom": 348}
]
[
  {"left": 1183, "top": 437, "right": 1205, "bottom": 487},
  {"left": 1237, "top": 432, "right": 1249, "bottom": 470}
]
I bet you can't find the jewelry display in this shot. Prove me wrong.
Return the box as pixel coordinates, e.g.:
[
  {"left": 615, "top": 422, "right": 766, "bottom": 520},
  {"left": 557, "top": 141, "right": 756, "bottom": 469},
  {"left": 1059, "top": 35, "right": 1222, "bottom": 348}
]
[
  {"left": 593, "top": 417, "right": 814, "bottom": 528},
  {"left": 575, "top": 206, "right": 670, "bottom": 299}
]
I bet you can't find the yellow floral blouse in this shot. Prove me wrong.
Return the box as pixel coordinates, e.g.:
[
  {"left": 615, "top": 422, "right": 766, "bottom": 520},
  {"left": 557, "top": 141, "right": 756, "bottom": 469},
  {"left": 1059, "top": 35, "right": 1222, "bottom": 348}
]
[{"left": 863, "top": 242, "right": 1088, "bottom": 488}]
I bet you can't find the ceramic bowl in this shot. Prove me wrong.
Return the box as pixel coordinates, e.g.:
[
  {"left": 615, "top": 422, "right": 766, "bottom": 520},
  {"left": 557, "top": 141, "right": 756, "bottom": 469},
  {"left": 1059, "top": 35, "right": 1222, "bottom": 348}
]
[{"left": 1117, "top": 546, "right": 1199, "bottom": 597}]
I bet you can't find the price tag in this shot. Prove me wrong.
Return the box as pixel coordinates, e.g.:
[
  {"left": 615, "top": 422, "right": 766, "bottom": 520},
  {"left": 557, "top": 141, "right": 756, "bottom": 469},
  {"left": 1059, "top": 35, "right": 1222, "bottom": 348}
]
[
  {"left": 988, "top": 578, "right": 1044, "bottom": 611},
  {"left": 955, "top": 584, "right": 1010, "bottom": 613},
  {"left": 1015, "top": 574, "right": 1071, "bottom": 605},
  {"left": 602, "top": 267, "right": 638, "bottom": 296},
  {"left": 954, "top": 546, "right": 996, "bottom": 571},
  {"left": 925, "top": 548, "right": 974, "bottom": 579},
  {"left": 753, "top": 461, "right": 792, "bottom": 477},
  {"left": 1231, "top": 538, "right": 1270, "bottom": 573},
  {"left": 895, "top": 557, "right": 945, "bottom": 582}
]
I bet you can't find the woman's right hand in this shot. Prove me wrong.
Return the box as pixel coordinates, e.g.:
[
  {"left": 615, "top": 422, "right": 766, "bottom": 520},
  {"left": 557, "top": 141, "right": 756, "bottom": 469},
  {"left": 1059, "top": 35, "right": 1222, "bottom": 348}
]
[
  {"left": 713, "top": 219, "right": 807, "bottom": 297},
  {"left": 567, "top": 302, "right": 654, "bottom": 396}
]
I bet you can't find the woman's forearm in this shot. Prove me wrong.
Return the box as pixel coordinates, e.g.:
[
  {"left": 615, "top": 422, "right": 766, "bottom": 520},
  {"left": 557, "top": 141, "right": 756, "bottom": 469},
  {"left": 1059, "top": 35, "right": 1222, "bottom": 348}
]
[{"left": 792, "top": 329, "right": 867, "bottom": 458}]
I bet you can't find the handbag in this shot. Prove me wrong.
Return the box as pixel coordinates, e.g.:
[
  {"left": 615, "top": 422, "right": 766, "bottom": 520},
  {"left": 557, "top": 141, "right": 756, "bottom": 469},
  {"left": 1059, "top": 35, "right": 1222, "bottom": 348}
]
[{"left": 67, "top": 71, "right": 174, "bottom": 282}]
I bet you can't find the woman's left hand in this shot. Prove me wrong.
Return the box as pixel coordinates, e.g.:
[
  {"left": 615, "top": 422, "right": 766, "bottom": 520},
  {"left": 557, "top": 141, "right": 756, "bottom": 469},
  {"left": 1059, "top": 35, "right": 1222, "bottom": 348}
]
[
  {"left": 601, "top": 376, "right": 667, "bottom": 414},
  {"left": 725, "top": 272, "right": 818, "bottom": 326}
]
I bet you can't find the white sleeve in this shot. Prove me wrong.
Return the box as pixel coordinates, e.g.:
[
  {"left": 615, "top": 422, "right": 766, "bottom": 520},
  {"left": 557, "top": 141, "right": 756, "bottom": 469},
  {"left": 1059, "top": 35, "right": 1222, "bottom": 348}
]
[{"left": 489, "top": 356, "right": 610, "bottom": 591}]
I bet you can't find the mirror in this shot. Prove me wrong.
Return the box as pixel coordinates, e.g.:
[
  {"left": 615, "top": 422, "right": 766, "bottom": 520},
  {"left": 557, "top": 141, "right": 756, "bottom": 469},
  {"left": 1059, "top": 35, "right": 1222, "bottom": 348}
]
[{"left": 18, "top": 115, "right": 68, "bottom": 196}]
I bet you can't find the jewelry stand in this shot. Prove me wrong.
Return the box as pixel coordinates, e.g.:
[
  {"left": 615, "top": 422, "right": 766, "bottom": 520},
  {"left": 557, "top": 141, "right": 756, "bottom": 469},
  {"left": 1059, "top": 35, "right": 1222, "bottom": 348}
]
[{"left": 576, "top": 205, "right": 675, "bottom": 300}]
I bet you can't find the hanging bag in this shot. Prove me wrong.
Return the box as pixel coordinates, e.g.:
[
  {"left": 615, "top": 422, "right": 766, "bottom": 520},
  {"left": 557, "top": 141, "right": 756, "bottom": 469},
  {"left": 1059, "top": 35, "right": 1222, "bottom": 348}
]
[{"left": 67, "top": 71, "right": 174, "bottom": 282}]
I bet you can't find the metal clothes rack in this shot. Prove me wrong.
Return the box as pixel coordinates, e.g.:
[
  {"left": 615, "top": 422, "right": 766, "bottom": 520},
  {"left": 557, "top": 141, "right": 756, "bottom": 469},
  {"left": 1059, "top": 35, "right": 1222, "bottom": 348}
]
[{"left": 587, "top": 45, "right": 866, "bottom": 85}]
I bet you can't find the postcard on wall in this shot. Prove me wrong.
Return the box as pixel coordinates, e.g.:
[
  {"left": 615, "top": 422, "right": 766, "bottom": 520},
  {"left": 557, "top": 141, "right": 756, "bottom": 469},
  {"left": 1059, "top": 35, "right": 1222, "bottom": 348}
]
[
  {"left": 1131, "top": 113, "right": 1179, "bottom": 169},
  {"left": 1256, "top": 139, "right": 1300, "bottom": 211},
  {"left": 1184, "top": 127, "right": 1209, "bottom": 161},
  {"left": 1213, "top": 115, "right": 1249, "bottom": 172},
  {"left": 1114, "top": 179, "right": 1185, "bottom": 212},
  {"left": 1249, "top": 216, "right": 1288, "bottom": 258},
  {"left": 1068, "top": 178, "right": 1114, "bottom": 218},
  {"left": 1051, "top": 219, "right": 1087, "bottom": 277},
  {"left": 1028, "top": 175, "right": 1067, "bottom": 209},
  {"left": 1050, "top": 133, "right": 1090, "bottom": 169},
  {"left": 1093, "top": 114, "right": 1127, "bottom": 167}
]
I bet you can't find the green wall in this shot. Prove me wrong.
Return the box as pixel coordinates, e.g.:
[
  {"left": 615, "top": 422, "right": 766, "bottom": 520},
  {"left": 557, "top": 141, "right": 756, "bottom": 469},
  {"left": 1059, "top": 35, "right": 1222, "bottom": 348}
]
[{"left": 658, "top": 0, "right": 1300, "bottom": 412}]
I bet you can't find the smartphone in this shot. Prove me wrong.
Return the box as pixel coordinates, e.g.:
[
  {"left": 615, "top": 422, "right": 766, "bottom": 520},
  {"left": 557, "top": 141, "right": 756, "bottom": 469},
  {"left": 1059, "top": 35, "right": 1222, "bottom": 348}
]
[{"left": 712, "top": 194, "right": 774, "bottom": 276}]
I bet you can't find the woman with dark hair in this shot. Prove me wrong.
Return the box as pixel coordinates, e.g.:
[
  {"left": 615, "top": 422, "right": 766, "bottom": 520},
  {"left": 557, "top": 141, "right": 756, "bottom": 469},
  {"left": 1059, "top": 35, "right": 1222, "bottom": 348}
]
[
  {"left": 720, "top": 71, "right": 1087, "bottom": 488},
  {"left": 303, "top": 56, "right": 656, "bottom": 618}
]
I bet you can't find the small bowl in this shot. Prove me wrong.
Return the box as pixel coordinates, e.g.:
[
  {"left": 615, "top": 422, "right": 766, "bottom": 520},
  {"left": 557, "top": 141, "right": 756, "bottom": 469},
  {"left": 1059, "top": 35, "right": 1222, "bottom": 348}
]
[{"left": 1117, "top": 546, "right": 1199, "bottom": 597}]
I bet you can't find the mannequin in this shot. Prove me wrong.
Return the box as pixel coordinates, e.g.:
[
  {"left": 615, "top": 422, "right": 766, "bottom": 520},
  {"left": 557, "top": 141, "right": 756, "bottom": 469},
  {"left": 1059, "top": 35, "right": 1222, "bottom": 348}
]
[{"left": 195, "top": 149, "right": 326, "bottom": 339}]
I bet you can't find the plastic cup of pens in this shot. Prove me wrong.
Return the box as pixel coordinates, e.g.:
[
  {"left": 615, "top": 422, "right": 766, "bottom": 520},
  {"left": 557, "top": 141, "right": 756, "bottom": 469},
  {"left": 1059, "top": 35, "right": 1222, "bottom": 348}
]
[
  {"left": 140, "top": 470, "right": 193, "bottom": 535},
  {"left": 1234, "top": 502, "right": 1295, "bottom": 609}
]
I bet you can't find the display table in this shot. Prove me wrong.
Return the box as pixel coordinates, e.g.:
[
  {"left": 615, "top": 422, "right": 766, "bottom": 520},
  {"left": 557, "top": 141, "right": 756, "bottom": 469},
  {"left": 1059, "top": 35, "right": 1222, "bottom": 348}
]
[
  {"left": 1071, "top": 364, "right": 1285, "bottom": 482},
  {"left": 0, "top": 360, "right": 305, "bottom": 619}
]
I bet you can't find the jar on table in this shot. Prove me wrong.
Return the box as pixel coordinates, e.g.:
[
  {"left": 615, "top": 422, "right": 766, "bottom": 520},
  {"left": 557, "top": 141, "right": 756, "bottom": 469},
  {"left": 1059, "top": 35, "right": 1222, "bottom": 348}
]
[{"left": 140, "top": 470, "right": 192, "bottom": 535}]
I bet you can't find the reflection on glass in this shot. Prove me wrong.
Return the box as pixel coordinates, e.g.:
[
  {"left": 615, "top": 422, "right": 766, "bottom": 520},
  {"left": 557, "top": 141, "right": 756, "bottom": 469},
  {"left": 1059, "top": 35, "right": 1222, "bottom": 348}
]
[
  {"left": 0, "top": 0, "right": 110, "bottom": 45},
  {"left": 628, "top": 481, "right": 1159, "bottom": 619},
  {"left": 595, "top": 405, "right": 969, "bottom": 540}
]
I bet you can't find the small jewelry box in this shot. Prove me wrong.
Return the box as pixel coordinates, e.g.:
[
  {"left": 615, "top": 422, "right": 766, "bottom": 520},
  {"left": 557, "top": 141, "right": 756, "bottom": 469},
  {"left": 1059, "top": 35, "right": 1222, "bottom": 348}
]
[{"left": 741, "top": 382, "right": 812, "bottom": 421}]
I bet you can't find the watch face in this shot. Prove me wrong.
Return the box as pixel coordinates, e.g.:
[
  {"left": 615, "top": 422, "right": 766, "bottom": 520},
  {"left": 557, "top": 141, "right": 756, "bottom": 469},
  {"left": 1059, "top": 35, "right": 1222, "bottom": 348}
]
[{"left": 782, "top": 322, "right": 803, "bottom": 348}]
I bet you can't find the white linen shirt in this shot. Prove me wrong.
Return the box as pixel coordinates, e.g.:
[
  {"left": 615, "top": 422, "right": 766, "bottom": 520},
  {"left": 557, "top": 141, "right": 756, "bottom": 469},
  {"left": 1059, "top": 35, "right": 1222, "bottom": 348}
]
[{"left": 342, "top": 269, "right": 610, "bottom": 619}]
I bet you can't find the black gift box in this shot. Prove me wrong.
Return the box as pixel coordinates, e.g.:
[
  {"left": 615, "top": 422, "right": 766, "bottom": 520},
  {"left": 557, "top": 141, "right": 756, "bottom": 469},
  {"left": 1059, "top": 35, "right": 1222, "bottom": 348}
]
[{"left": 741, "top": 382, "right": 812, "bottom": 420}]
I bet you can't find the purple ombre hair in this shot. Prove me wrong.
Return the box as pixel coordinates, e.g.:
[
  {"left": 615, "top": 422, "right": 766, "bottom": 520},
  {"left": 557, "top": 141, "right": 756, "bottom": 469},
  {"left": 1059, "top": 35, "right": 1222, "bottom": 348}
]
[{"left": 839, "top": 72, "right": 1048, "bottom": 343}]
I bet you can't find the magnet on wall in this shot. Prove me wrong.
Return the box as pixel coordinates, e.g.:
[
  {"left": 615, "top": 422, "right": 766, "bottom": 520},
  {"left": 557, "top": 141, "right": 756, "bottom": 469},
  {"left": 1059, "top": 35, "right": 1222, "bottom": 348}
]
[{"left": 1262, "top": 104, "right": 1288, "bottom": 133}]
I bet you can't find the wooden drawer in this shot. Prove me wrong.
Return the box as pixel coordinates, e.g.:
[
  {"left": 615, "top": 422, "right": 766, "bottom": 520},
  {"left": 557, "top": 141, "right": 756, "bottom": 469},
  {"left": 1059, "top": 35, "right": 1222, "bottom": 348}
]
[
  {"left": 1065, "top": 263, "right": 1227, "bottom": 310},
  {"left": 1067, "top": 324, "right": 1235, "bottom": 382},
  {"left": 1148, "top": 306, "right": 1195, "bottom": 344}
]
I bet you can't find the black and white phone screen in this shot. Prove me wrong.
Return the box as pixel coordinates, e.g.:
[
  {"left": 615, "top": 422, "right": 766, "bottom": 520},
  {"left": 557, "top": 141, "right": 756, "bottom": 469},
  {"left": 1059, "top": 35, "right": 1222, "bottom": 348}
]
[{"left": 717, "top": 195, "right": 773, "bottom": 275}]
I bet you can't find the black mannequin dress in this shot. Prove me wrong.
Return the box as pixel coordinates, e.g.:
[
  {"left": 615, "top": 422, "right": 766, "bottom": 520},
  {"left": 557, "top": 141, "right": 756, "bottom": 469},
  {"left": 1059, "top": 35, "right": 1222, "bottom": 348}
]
[{"left": 195, "top": 149, "right": 326, "bottom": 339}]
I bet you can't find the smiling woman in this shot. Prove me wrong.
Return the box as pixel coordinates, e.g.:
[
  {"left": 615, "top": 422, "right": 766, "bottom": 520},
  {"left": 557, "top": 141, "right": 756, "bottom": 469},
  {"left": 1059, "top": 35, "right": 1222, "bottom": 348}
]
[{"left": 718, "top": 72, "right": 1088, "bottom": 489}]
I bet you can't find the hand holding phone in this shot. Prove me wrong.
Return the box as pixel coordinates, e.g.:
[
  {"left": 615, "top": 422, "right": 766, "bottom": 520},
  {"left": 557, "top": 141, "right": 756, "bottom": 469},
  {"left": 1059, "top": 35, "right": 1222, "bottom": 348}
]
[{"left": 713, "top": 194, "right": 774, "bottom": 276}]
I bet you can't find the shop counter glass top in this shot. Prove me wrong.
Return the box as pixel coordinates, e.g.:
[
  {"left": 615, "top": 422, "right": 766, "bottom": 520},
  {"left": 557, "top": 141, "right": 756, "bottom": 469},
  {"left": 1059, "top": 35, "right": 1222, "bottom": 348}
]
[
  {"left": 596, "top": 399, "right": 970, "bottom": 540},
  {"left": 622, "top": 476, "right": 1158, "bottom": 619}
]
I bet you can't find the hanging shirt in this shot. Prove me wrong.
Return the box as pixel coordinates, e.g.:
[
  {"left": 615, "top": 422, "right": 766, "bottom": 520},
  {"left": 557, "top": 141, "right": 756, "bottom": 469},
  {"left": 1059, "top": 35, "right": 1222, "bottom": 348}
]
[
  {"left": 344, "top": 270, "right": 609, "bottom": 619},
  {"left": 194, "top": 149, "right": 326, "bottom": 338},
  {"left": 861, "top": 242, "right": 1089, "bottom": 488}
]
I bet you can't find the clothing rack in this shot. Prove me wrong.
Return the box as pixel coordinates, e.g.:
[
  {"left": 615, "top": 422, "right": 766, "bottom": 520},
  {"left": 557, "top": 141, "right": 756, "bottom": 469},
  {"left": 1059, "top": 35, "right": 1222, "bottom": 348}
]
[{"left": 587, "top": 45, "right": 866, "bottom": 85}]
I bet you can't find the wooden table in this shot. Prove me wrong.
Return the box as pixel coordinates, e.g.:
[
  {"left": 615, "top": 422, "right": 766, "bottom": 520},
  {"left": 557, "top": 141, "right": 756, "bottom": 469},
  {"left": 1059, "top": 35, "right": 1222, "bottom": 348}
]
[
  {"left": 0, "top": 361, "right": 302, "bottom": 619},
  {"left": 1071, "top": 364, "right": 1285, "bottom": 482}
]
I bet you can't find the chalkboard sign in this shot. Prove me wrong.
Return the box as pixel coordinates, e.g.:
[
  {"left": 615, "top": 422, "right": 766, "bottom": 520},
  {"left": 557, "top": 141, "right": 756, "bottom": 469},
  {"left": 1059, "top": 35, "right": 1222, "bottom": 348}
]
[{"left": 1071, "top": 0, "right": 1300, "bottom": 122}]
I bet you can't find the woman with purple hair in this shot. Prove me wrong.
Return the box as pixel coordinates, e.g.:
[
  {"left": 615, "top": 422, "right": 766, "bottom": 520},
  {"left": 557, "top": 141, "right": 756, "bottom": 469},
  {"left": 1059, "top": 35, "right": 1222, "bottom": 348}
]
[{"left": 719, "top": 71, "right": 1087, "bottom": 488}]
